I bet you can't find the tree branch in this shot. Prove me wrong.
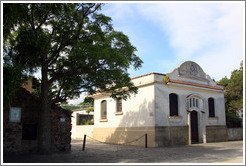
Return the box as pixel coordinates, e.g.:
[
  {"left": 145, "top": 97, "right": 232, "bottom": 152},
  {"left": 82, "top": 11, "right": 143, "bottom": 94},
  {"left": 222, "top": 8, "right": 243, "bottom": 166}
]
[
  {"left": 35, "top": 8, "right": 51, "bottom": 30},
  {"left": 30, "top": 6, "right": 35, "bottom": 31},
  {"left": 47, "top": 4, "right": 102, "bottom": 67}
]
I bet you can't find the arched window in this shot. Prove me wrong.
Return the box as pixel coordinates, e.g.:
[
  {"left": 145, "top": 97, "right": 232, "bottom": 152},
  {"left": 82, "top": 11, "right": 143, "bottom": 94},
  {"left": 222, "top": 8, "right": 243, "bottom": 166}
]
[
  {"left": 208, "top": 98, "right": 215, "bottom": 117},
  {"left": 189, "top": 97, "right": 200, "bottom": 109},
  {"left": 169, "top": 93, "right": 178, "bottom": 116},
  {"left": 116, "top": 98, "right": 122, "bottom": 112},
  {"left": 101, "top": 100, "right": 107, "bottom": 119}
]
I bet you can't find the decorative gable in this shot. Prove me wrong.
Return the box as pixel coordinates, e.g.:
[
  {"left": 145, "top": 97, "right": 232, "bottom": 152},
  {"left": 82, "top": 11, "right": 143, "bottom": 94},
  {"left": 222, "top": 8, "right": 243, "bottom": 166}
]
[{"left": 178, "top": 61, "right": 207, "bottom": 81}]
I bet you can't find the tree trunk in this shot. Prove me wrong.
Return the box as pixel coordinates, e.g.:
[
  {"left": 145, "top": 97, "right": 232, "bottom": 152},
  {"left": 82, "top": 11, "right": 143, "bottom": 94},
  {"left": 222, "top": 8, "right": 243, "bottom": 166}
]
[{"left": 38, "top": 58, "right": 52, "bottom": 154}]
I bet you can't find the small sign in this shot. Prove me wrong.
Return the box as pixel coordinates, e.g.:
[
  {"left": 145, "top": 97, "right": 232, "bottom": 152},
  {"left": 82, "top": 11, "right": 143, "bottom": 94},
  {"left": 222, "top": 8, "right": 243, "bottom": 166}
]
[
  {"left": 60, "top": 118, "right": 66, "bottom": 122},
  {"left": 9, "top": 107, "right": 21, "bottom": 122}
]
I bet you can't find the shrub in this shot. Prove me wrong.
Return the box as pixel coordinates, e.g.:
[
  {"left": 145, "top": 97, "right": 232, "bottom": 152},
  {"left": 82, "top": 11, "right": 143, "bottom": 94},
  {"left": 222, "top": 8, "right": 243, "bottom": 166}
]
[{"left": 226, "top": 112, "right": 242, "bottom": 128}]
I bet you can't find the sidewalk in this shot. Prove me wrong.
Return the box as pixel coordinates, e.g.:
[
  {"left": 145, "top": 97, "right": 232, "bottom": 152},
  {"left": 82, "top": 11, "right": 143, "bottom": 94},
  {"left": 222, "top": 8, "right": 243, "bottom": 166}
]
[{"left": 3, "top": 140, "right": 244, "bottom": 164}]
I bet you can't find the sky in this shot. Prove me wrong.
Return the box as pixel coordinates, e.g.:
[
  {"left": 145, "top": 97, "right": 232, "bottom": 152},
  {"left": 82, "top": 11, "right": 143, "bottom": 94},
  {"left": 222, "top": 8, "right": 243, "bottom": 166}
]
[{"left": 67, "top": 2, "right": 244, "bottom": 104}]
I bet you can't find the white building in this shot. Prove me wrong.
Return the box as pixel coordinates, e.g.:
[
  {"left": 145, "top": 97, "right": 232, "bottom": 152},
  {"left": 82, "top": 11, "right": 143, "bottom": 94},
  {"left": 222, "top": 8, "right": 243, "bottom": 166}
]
[
  {"left": 71, "top": 109, "right": 94, "bottom": 139},
  {"left": 91, "top": 61, "right": 227, "bottom": 147}
]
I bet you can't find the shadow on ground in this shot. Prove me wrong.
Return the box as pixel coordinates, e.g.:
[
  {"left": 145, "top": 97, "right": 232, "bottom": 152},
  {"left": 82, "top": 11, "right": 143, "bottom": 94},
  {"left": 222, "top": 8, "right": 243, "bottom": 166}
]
[{"left": 3, "top": 140, "right": 243, "bottom": 163}]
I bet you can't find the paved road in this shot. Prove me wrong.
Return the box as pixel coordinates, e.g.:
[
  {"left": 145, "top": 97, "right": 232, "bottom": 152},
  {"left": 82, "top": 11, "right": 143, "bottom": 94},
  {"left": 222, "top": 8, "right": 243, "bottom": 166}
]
[{"left": 3, "top": 140, "right": 244, "bottom": 164}]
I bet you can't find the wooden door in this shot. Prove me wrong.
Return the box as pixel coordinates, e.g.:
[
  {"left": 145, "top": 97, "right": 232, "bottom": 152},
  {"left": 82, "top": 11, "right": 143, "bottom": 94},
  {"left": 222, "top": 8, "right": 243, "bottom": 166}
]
[{"left": 190, "top": 111, "right": 199, "bottom": 143}]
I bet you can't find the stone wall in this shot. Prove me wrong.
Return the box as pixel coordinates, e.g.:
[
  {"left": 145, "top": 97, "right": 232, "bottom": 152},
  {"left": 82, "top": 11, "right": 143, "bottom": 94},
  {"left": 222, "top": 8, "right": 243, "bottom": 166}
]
[
  {"left": 227, "top": 128, "right": 243, "bottom": 141},
  {"left": 206, "top": 125, "right": 227, "bottom": 142},
  {"left": 3, "top": 88, "right": 72, "bottom": 154},
  {"left": 51, "top": 104, "right": 72, "bottom": 152},
  {"left": 155, "top": 126, "right": 189, "bottom": 147}
]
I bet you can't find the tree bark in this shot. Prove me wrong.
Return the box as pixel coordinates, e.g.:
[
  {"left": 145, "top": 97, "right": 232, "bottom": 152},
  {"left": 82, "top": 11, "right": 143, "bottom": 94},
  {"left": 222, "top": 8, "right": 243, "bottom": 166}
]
[{"left": 38, "top": 57, "right": 52, "bottom": 154}]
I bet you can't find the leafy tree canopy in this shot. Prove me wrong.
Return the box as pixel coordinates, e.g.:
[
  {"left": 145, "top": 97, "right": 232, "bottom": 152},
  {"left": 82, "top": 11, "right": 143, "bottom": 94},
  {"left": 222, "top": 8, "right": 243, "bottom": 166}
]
[
  {"left": 218, "top": 61, "right": 243, "bottom": 114},
  {"left": 4, "top": 3, "right": 143, "bottom": 105},
  {"left": 218, "top": 61, "right": 243, "bottom": 127},
  {"left": 78, "top": 96, "right": 94, "bottom": 107},
  {"left": 3, "top": 3, "right": 142, "bottom": 154}
]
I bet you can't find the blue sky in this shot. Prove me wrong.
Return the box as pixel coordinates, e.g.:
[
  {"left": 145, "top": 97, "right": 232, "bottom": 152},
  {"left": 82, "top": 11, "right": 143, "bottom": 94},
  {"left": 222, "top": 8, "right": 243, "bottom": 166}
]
[
  {"left": 69, "top": 2, "right": 244, "bottom": 104},
  {"left": 100, "top": 2, "right": 244, "bottom": 80}
]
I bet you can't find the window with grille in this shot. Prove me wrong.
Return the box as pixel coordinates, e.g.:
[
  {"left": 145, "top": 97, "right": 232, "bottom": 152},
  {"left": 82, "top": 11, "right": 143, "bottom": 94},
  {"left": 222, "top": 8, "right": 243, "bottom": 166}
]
[{"left": 189, "top": 97, "right": 199, "bottom": 109}]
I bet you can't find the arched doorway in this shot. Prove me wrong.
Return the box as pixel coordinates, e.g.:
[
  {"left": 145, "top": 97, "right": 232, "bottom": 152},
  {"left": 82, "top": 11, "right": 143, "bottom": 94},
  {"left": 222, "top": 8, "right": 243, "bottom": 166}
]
[{"left": 190, "top": 111, "right": 199, "bottom": 143}]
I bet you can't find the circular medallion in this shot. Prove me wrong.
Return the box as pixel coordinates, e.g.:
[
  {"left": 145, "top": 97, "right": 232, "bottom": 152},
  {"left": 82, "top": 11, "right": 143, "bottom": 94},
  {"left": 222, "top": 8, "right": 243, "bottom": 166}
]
[{"left": 190, "top": 64, "right": 195, "bottom": 72}]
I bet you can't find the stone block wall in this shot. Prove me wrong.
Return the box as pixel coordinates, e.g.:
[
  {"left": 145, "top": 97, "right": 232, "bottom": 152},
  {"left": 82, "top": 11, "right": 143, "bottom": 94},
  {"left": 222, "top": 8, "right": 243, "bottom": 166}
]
[
  {"left": 3, "top": 88, "right": 72, "bottom": 154},
  {"left": 155, "top": 126, "right": 189, "bottom": 147},
  {"left": 227, "top": 128, "right": 243, "bottom": 141},
  {"left": 206, "top": 125, "right": 227, "bottom": 142},
  {"left": 51, "top": 105, "right": 72, "bottom": 152}
]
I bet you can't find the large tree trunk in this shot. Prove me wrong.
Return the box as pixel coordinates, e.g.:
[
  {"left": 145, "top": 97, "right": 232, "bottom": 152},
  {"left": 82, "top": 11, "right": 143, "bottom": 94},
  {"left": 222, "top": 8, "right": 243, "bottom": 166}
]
[{"left": 38, "top": 59, "right": 52, "bottom": 154}]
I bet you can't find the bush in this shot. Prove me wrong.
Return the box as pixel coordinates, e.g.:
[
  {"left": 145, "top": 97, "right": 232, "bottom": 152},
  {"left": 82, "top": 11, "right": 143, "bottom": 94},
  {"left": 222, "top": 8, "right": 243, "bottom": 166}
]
[{"left": 226, "top": 112, "right": 242, "bottom": 128}]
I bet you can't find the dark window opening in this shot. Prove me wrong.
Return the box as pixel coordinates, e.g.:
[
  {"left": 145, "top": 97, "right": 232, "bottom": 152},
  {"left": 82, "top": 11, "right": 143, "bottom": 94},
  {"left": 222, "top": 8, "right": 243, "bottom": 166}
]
[
  {"left": 77, "top": 113, "right": 94, "bottom": 125},
  {"left": 208, "top": 98, "right": 215, "bottom": 117},
  {"left": 22, "top": 124, "right": 37, "bottom": 140},
  {"left": 170, "top": 93, "right": 178, "bottom": 116}
]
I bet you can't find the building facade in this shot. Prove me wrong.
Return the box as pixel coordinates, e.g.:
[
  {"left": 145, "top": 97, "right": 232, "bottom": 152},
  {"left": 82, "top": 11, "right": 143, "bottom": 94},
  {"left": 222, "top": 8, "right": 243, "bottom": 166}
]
[
  {"left": 71, "top": 109, "right": 94, "bottom": 139},
  {"left": 91, "top": 61, "right": 227, "bottom": 147}
]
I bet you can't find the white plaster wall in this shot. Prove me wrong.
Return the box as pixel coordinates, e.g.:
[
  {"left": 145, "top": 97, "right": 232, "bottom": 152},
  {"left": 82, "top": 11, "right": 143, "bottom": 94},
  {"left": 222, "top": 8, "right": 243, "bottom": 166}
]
[
  {"left": 131, "top": 74, "right": 155, "bottom": 86},
  {"left": 71, "top": 125, "right": 94, "bottom": 139},
  {"left": 154, "top": 82, "right": 226, "bottom": 127},
  {"left": 92, "top": 71, "right": 226, "bottom": 129},
  {"left": 71, "top": 112, "right": 78, "bottom": 138},
  {"left": 71, "top": 110, "right": 94, "bottom": 139},
  {"left": 155, "top": 83, "right": 188, "bottom": 127},
  {"left": 94, "top": 85, "right": 155, "bottom": 128}
]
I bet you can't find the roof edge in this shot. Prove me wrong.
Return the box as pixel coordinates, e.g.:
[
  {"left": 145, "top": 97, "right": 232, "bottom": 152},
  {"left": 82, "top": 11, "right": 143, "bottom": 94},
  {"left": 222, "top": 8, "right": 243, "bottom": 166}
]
[{"left": 131, "top": 72, "right": 166, "bottom": 80}]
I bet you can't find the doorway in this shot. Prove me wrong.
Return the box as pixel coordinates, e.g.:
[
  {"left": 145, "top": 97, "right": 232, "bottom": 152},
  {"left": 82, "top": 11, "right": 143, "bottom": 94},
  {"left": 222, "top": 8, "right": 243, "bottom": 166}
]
[{"left": 190, "top": 111, "right": 199, "bottom": 143}]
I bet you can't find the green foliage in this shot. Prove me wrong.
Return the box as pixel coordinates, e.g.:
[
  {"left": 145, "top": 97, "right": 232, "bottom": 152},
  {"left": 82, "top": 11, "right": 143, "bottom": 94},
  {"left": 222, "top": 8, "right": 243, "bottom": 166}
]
[
  {"left": 79, "top": 97, "right": 94, "bottom": 108},
  {"left": 3, "top": 64, "right": 27, "bottom": 107},
  {"left": 61, "top": 105, "right": 82, "bottom": 110},
  {"left": 218, "top": 61, "right": 243, "bottom": 127},
  {"left": 31, "top": 77, "right": 42, "bottom": 97},
  {"left": 3, "top": 3, "right": 142, "bottom": 154},
  {"left": 3, "top": 44, "right": 29, "bottom": 107},
  {"left": 83, "top": 97, "right": 94, "bottom": 105},
  {"left": 4, "top": 3, "right": 143, "bottom": 105},
  {"left": 163, "top": 74, "right": 169, "bottom": 84},
  {"left": 86, "top": 107, "right": 94, "bottom": 113},
  {"left": 78, "top": 118, "right": 94, "bottom": 125},
  {"left": 218, "top": 61, "right": 243, "bottom": 114},
  {"left": 226, "top": 112, "right": 242, "bottom": 128},
  {"left": 3, "top": 3, "right": 27, "bottom": 39}
]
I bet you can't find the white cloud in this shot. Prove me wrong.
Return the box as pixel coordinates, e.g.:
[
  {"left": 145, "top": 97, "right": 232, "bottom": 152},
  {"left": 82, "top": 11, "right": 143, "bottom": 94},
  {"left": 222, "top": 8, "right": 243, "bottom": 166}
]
[
  {"left": 68, "top": 92, "right": 88, "bottom": 105},
  {"left": 136, "top": 2, "right": 244, "bottom": 80}
]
